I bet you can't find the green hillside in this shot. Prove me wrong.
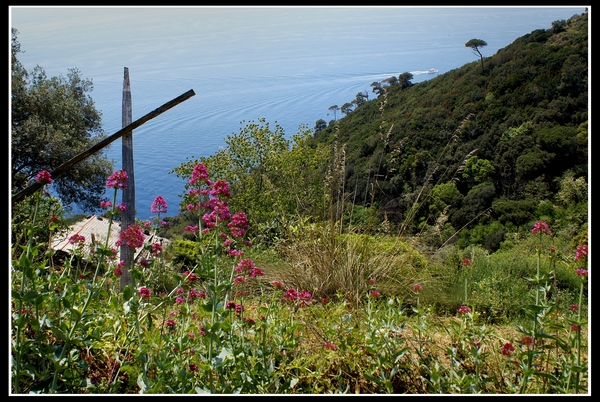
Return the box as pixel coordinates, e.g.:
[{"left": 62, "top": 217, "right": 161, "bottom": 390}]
[{"left": 310, "top": 12, "right": 588, "bottom": 251}]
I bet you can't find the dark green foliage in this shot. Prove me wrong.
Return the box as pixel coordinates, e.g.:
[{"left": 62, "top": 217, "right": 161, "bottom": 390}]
[
  {"left": 11, "top": 29, "right": 113, "bottom": 213},
  {"left": 310, "top": 12, "right": 587, "bottom": 241}
]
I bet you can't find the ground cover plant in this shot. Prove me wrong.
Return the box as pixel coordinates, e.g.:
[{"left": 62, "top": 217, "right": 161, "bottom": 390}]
[{"left": 10, "top": 165, "right": 588, "bottom": 394}]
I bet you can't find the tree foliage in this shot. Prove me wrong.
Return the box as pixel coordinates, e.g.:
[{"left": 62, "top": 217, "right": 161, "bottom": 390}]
[
  {"left": 11, "top": 29, "right": 113, "bottom": 212},
  {"left": 465, "top": 38, "right": 487, "bottom": 73},
  {"left": 312, "top": 12, "right": 587, "bottom": 249},
  {"left": 171, "top": 119, "right": 331, "bottom": 242}
]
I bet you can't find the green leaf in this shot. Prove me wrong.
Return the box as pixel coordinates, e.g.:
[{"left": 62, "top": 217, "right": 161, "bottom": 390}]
[{"left": 123, "top": 285, "right": 133, "bottom": 301}]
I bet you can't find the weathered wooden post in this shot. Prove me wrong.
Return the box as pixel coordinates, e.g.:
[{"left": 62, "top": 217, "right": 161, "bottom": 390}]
[{"left": 120, "top": 67, "right": 135, "bottom": 291}]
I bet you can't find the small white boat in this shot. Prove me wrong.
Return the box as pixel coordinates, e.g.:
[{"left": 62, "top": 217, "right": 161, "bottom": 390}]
[{"left": 428, "top": 68, "right": 439, "bottom": 73}]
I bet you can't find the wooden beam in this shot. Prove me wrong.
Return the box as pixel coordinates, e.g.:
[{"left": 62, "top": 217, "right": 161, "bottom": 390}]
[{"left": 11, "top": 89, "right": 195, "bottom": 205}]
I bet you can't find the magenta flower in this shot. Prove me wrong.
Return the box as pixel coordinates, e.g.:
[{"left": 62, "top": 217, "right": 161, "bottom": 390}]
[
  {"left": 118, "top": 224, "right": 145, "bottom": 249},
  {"left": 186, "top": 272, "right": 199, "bottom": 282},
  {"left": 49, "top": 215, "right": 59, "bottom": 222},
  {"left": 412, "top": 284, "right": 423, "bottom": 293},
  {"left": 531, "top": 221, "right": 552, "bottom": 236},
  {"left": 100, "top": 200, "right": 112, "bottom": 209},
  {"left": 461, "top": 258, "right": 472, "bottom": 266},
  {"left": 233, "top": 276, "right": 246, "bottom": 285},
  {"left": 235, "top": 258, "right": 255, "bottom": 274},
  {"left": 571, "top": 324, "right": 581, "bottom": 331},
  {"left": 369, "top": 290, "right": 381, "bottom": 298},
  {"left": 113, "top": 267, "right": 123, "bottom": 276},
  {"left": 575, "top": 269, "right": 588, "bottom": 277},
  {"left": 271, "top": 280, "right": 285, "bottom": 289},
  {"left": 570, "top": 304, "right": 580, "bottom": 312},
  {"left": 35, "top": 170, "right": 52, "bottom": 184},
  {"left": 116, "top": 203, "right": 127, "bottom": 212},
  {"left": 249, "top": 267, "right": 264, "bottom": 278},
  {"left": 106, "top": 170, "right": 128, "bottom": 189},
  {"left": 189, "top": 364, "right": 199, "bottom": 372},
  {"left": 138, "top": 286, "right": 152, "bottom": 299},
  {"left": 501, "top": 342, "right": 515, "bottom": 356},
  {"left": 458, "top": 305, "right": 471, "bottom": 315},
  {"left": 189, "top": 163, "right": 210, "bottom": 186},
  {"left": 151, "top": 243, "right": 163, "bottom": 257},
  {"left": 210, "top": 179, "right": 231, "bottom": 198},
  {"left": 151, "top": 195, "right": 168, "bottom": 214},
  {"left": 574, "top": 244, "right": 588, "bottom": 261},
  {"left": 324, "top": 342, "right": 337, "bottom": 351},
  {"left": 68, "top": 234, "right": 86, "bottom": 246}
]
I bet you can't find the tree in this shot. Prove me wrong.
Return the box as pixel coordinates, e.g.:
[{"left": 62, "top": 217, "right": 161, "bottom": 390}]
[
  {"left": 354, "top": 91, "right": 368, "bottom": 108},
  {"left": 315, "top": 118, "right": 327, "bottom": 132},
  {"left": 341, "top": 102, "right": 354, "bottom": 116},
  {"left": 398, "top": 72, "right": 414, "bottom": 89},
  {"left": 465, "top": 38, "right": 487, "bottom": 73},
  {"left": 11, "top": 29, "right": 113, "bottom": 212},
  {"left": 382, "top": 76, "right": 398, "bottom": 86},
  {"left": 370, "top": 81, "right": 385, "bottom": 97},
  {"left": 328, "top": 105, "right": 339, "bottom": 121}
]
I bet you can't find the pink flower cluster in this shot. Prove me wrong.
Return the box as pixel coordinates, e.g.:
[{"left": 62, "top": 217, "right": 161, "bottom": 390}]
[
  {"left": 106, "top": 170, "right": 128, "bottom": 189},
  {"left": 151, "top": 195, "right": 168, "bottom": 214},
  {"left": 234, "top": 258, "right": 264, "bottom": 278},
  {"left": 117, "top": 224, "right": 145, "bottom": 249},
  {"left": 68, "top": 234, "right": 86, "bottom": 247},
  {"left": 574, "top": 244, "right": 588, "bottom": 261},
  {"left": 458, "top": 305, "right": 472, "bottom": 315},
  {"left": 284, "top": 288, "right": 312, "bottom": 307},
  {"left": 532, "top": 221, "right": 552, "bottom": 236},
  {"left": 35, "top": 170, "right": 52, "bottom": 184}
]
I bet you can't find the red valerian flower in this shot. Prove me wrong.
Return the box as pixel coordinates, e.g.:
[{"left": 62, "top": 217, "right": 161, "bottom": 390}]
[
  {"left": 138, "top": 286, "right": 152, "bottom": 299},
  {"left": 324, "top": 342, "right": 337, "bottom": 351},
  {"left": 501, "top": 342, "right": 515, "bottom": 356},
  {"left": 35, "top": 170, "right": 52, "bottom": 184},
  {"left": 574, "top": 244, "right": 588, "bottom": 261},
  {"left": 531, "top": 221, "right": 551, "bottom": 235},
  {"left": 458, "top": 305, "right": 471, "bottom": 315},
  {"left": 118, "top": 224, "right": 145, "bottom": 249},
  {"left": 412, "top": 284, "right": 423, "bottom": 293},
  {"left": 151, "top": 195, "right": 168, "bottom": 214},
  {"left": 189, "top": 163, "right": 210, "bottom": 186},
  {"left": 106, "top": 170, "right": 128, "bottom": 189},
  {"left": 68, "top": 234, "right": 86, "bottom": 246},
  {"left": 461, "top": 258, "right": 472, "bottom": 266},
  {"left": 100, "top": 200, "right": 112, "bottom": 209}
]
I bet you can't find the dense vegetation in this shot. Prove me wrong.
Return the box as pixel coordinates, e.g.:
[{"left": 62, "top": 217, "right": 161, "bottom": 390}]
[
  {"left": 11, "top": 11, "right": 588, "bottom": 394},
  {"left": 310, "top": 13, "right": 588, "bottom": 252}
]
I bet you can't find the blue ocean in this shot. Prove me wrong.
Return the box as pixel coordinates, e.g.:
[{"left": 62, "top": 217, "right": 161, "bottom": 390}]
[{"left": 11, "top": 6, "right": 586, "bottom": 220}]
